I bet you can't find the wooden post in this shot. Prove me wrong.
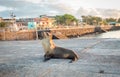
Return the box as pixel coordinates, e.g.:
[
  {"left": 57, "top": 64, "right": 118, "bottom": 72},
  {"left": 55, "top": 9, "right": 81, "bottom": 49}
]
[
  {"left": 3, "top": 29, "right": 5, "bottom": 40},
  {"left": 36, "top": 28, "right": 38, "bottom": 40}
]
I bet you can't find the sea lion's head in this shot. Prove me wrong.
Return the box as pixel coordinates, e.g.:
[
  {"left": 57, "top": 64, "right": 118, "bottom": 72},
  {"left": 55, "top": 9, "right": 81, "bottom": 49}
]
[{"left": 41, "top": 32, "right": 52, "bottom": 40}]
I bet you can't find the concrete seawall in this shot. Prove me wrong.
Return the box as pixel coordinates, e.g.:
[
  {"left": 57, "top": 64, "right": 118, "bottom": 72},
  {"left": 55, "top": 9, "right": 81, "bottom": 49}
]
[
  {"left": 0, "top": 26, "right": 120, "bottom": 40},
  {"left": 50, "top": 26, "right": 112, "bottom": 39}
]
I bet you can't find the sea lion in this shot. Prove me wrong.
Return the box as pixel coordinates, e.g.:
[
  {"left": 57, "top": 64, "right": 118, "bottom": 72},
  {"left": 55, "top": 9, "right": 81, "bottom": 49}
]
[{"left": 41, "top": 32, "right": 79, "bottom": 63}]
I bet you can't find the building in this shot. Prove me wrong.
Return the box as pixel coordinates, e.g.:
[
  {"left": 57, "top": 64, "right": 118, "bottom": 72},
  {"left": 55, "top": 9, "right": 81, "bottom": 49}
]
[
  {"left": 16, "top": 15, "right": 55, "bottom": 29},
  {"left": 38, "top": 15, "right": 55, "bottom": 29},
  {"left": 3, "top": 18, "right": 15, "bottom": 23},
  {"left": 0, "top": 17, "right": 3, "bottom": 23},
  {"left": 0, "top": 17, "right": 19, "bottom": 31},
  {"left": 16, "top": 18, "right": 34, "bottom": 26}
]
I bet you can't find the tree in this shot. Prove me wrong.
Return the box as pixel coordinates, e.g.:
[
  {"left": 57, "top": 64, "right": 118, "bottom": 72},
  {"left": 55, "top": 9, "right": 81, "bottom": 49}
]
[
  {"left": 55, "top": 15, "right": 65, "bottom": 25},
  {"left": 81, "top": 15, "right": 89, "bottom": 24},
  {"left": 93, "top": 16, "right": 102, "bottom": 25},
  {"left": 81, "top": 15, "right": 102, "bottom": 25},
  {"left": 117, "top": 18, "right": 120, "bottom": 23},
  {"left": 0, "top": 22, "right": 6, "bottom": 27},
  {"left": 102, "top": 19, "right": 108, "bottom": 25},
  {"left": 55, "top": 14, "right": 78, "bottom": 26},
  {"left": 63, "top": 14, "right": 78, "bottom": 26},
  {"left": 105, "top": 18, "right": 117, "bottom": 23}
]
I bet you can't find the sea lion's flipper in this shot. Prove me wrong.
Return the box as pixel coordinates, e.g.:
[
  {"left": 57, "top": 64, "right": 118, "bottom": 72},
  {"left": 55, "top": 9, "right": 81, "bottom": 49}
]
[
  {"left": 69, "top": 60, "right": 73, "bottom": 63},
  {"left": 43, "top": 52, "right": 53, "bottom": 62},
  {"left": 69, "top": 57, "right": 78, "bottom": 63},
  {"left": 43, "top": 57, "right": 51, "bottom": 62}
]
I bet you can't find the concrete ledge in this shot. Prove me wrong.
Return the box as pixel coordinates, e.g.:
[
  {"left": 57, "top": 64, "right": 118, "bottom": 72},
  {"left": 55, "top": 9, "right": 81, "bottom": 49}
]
[{"left": 0, "top": 38, "right": 120, "bottom": 77}]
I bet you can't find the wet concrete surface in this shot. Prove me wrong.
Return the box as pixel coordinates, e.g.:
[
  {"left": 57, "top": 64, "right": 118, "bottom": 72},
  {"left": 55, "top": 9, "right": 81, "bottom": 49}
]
[{"left": 0, "top": 38, "right": 120, "bottom": 77}]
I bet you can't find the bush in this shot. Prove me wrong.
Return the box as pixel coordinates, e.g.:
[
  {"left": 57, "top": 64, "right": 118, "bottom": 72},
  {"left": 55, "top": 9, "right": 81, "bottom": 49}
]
[{"left": 0, "top": 22, "right": 6, "bottom": 27}]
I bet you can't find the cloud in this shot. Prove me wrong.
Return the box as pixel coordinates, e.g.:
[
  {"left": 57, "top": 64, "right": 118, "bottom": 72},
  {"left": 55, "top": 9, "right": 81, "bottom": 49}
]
[
  {"left": 0, "top": 6, "right": 14, "bottom": 12},
  {"left": 0, "top": 0, "right": 75, "bottom": 18},
  {"left": 100, "top": 9, "right": 120, "bottom": 18},
  {"left": 25, "top": 0, "right": 43, "bottom": 3},
  {"left": 76, "top": 7, "right": 120, "bottom": 18},
  {"left": 0, "top": 0, "right": 120, "bottom": 18}
]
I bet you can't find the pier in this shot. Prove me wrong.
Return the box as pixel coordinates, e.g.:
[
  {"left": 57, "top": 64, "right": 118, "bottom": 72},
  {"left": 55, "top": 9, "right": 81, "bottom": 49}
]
[{"left": 0, "top": 38, "right": 120, "bottom": 77}]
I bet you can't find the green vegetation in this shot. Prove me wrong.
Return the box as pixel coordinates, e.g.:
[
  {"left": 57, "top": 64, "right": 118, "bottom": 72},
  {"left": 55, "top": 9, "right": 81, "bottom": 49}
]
[
  {"left": 55, "top": 14, "right": 120, "bottom": 26},
  {"left": 81, "top": 15, "right": 120, "bottom": 25},
  {"left": 0, "top": 22, "right": 12, "bottom": 28},
  {"left": 81, "top": 15, "right": 102, "bottom": 25},
  {"left": 105, "top": 18, "right": 116, "bottom": 22},
  {"left": 0, "top": 22, "right": 6, "bottom": 27},
  {"left": 55, "top": 14, "right": 78, "bottom": 26},
  {"left": 117, "top": 18, "right": 120, "bottom": 23}
]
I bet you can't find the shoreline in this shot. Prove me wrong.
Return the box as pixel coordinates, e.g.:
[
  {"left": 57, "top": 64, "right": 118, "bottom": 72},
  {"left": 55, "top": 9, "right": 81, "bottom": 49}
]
[{"left": 0, "top": 26, "right": 120, "bottom": 40}]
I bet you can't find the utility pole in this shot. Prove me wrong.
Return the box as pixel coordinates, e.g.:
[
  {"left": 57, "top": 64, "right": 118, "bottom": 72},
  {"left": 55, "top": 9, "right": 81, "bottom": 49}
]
[{"left": 10, "top": 12, "right": 16, "bottom": 24}]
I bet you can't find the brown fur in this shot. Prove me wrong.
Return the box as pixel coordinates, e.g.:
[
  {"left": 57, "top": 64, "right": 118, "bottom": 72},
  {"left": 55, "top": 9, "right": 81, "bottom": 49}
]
[{"left": 41, "top": 32, "right": 79, "bottom": 63}]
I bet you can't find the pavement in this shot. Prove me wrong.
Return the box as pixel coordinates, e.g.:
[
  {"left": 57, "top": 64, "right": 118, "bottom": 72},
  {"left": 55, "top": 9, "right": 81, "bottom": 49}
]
[{"left": 0, "top": 38, "right": 120, "bottom": 77}]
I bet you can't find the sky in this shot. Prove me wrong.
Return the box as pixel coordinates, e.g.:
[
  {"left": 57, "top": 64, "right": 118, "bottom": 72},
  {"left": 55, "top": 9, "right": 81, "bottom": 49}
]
[{"left": 0, "top": 0, "right": 120, "bottom": 18}]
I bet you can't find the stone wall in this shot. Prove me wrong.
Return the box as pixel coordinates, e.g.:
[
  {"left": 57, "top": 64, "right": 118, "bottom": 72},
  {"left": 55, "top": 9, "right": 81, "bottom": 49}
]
[
  {"left": 0, "top": 26, "right": 120, "bottom": 40},
  {"left": 50, "top": 26, "right": 113, "bottom": 39},
  {"left": 0, "top": 30, "right": 36, "bottom": 41}
]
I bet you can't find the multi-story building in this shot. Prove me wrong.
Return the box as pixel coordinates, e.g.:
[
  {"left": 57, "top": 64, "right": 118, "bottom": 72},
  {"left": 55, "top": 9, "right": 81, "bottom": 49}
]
[
  {"left": 0, "top": 17, "right": 16, "bottom": 23},
  {"left": 38, "top": 15, "right": 55, "bottom": 29},
  {"left": 16, "top": 15, "right": 55, "bottom": 29}
]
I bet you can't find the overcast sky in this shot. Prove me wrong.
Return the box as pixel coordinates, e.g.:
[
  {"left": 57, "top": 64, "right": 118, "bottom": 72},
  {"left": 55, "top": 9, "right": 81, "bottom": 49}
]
[{"left": 0, "top": 0, "right": 120, "bottom": 18}]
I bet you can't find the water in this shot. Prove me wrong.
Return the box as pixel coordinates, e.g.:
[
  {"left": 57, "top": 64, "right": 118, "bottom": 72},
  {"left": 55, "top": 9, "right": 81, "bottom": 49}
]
[
  {"left": 97, "top": 30, "right": 120, "bottom": 38},
  {"left": 80, "top": 30, "right": 120, "bottom": 38}
]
